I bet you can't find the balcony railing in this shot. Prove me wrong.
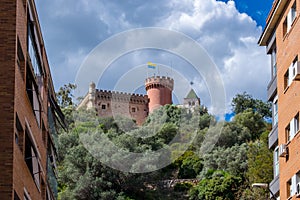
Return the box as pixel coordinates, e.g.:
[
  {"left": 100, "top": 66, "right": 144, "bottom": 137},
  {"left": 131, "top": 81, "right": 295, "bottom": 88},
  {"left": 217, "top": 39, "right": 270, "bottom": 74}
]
[
  {"left": 268, "top": 124, "right": 278, "bottom": 149},
  {"left": 47, "top": 156, "right": 58, "bottom": 199},
  {"left": 48, "top": 107, "right": 59, "bottom": 149},
  {"left": 269, "top": 175, "right": 279, "bottom": 197},
  {"left": 267, "top": 76, "right": 277, "bottom": 101}
]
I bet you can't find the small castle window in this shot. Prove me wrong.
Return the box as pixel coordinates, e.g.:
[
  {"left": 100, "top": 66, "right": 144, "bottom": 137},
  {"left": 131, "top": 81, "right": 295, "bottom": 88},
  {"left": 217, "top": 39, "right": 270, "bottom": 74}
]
[
  {"left": 102, "top": 104, "right": 106, "bottom": 110},
  {"left": 132, "top": 107, "right": 136, "bottom": 112}
]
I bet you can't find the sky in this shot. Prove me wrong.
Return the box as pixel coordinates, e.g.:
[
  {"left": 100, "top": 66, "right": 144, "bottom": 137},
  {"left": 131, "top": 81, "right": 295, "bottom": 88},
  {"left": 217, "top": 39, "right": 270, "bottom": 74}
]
[{"left": 35, "top": 0, "right": 274, "bottom": 113}]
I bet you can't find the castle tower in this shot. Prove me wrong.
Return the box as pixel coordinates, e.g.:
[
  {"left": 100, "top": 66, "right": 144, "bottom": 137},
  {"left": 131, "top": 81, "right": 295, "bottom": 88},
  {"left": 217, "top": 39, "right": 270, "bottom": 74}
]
[
  {"left": 87, "top": 82, "right": 96, "bottom": 109},
  {"left": 145, "top": 76, "right": 174, "bottom": 113},
  {"left": 183, "top": 89, "right": 200, "bottom": 108}
]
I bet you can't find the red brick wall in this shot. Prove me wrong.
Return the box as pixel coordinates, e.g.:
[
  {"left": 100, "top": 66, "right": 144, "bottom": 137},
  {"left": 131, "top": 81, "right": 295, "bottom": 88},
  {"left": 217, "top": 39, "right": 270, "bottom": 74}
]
[
  {"left": 275, "top": 0, "right": 300, "bottom": 199},
  {"left": 0, "top": 0, "right": 55, "bottom": 199},
  {"left": 145, "top": 76, "right": 173, "bottom": 113},
  {"left": 0, "top": 0, "right": 17, "bottom": 199}
]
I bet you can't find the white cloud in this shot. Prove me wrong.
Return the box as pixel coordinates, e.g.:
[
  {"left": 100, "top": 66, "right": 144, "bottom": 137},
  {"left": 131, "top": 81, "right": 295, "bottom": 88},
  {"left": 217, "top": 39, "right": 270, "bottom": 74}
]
[
  {"left": 156, "top": 0, "right": 270, "bottom": 110},
  {"left": 36, "top": 0, "right": 270, "bottom": 112}
]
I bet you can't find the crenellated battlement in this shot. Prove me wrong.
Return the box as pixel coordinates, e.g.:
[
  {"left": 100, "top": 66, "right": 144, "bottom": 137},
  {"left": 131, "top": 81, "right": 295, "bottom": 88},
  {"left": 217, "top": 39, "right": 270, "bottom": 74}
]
[
  {"left": 95, "top": 89, "right": 148, "bottom": 104},
  {"left": 145, "top": 76, "right": 174, "bottom": 91}
]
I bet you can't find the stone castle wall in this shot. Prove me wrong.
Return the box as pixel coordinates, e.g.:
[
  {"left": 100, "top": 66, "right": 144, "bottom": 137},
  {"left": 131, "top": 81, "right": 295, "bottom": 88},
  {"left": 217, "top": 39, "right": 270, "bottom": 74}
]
[
  {"left": 78, "top": 76, "right": 202, "bottom": 125},
  {"left": 94, "top": 90, "right": 149, "bottom": 125}
]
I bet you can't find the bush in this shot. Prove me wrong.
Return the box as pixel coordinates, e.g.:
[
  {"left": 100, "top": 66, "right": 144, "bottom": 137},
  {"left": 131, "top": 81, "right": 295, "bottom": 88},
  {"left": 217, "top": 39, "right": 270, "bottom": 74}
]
[{"left": 174, "top": 182, "right": 193, "bottom": 192}]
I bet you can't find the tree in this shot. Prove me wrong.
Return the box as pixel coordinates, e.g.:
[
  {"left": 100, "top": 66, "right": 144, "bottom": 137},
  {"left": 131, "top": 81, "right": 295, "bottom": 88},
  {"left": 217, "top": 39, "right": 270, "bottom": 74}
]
[
  {"left": 189, "top": 170, "right": 242, "bottom": 200},
  {"left": 215, "top": 122, "right": 251, "bottom": 148},
  {"left": 233, "top": 109, "right": 266, "bottom": 141},
  {"left": 58, "top": 119, "right": 133, "bottom": 200},
  {"left": 177, "top": 151, "right": 203, "bottom": 179},
  {"left": 231, "top": 92, "right": 271, "bottom": 118},
  {"left": 56, "top": 92, "right": 274, "bottom": 200},
  {"left": 200, "top": 144, "right": 248, "bottom": 178},
  {"left": 56, "top": 83, "right": 77, "bottom": 108},
  {"left": 245, "top": 131, "right": 273, "bottom": 193}
]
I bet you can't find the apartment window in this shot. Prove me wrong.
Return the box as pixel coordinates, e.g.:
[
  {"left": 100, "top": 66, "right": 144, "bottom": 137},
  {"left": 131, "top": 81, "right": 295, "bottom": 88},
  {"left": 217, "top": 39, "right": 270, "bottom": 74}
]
[
  {"left": 42, "top": 122, "right": 47, "bottom": 145},
  {"left": 26, "top": 66, "right": 41, "bottom": 128},
  {"left": 287, "top": 173, "right": 300, "bottom": 197},
  {"left": 14, "top": 191, "right": 20, "bottom": 200},
  {"left": 284, "top": 69, "right": 291, "bottom": 89},
  {"left": 24, "top": 191, "right": 31, "bottom": 200},
  {"left": 291, "top": 2, "right": 297, "bottom": 24},
  {"left": 283, "top": 17, "right": 288, "bottom": 36},
  {"left": 296, "top": 172, "right": 300, "bottom": 194},
  {"left": 27, "top": 17, "right": 43, "bottom": 78},
  {"left": 286, "top": 125, "right": 291, "bottom": 143},
  {"left": 273, "top": 96, "right": 278, "bottom": 126},
  {"left": 283, "top": 1, "right": 297, "bottom": 36},
  {"left": 294, "top": 113, "right": 299, "bottom": 134},
  {"left": 25, "top": 129, "right": 41, "bottom": 189},
  {"left": 17, "top": 38, "right": 25, "bottom": 77},
  {"left": 287, "top": 179, "right": 292, "bottom": 198},
  {"left": 291, "top": 56, "right": 299, "bottom": 79},
  {"left": 15, "top": 113, "right": 24, "bottom": 152},
  {"left": 274, "top": 146, "right": 279, "bottom": 177},
  {"left": 287, "top": 114, "right": 300, "bottom": 142},
  {"left": 271, "top": 46, "right": 277, "bottom": 77},
  {"left": 27, "top": 11, "right": 44, "bottom": 99}
]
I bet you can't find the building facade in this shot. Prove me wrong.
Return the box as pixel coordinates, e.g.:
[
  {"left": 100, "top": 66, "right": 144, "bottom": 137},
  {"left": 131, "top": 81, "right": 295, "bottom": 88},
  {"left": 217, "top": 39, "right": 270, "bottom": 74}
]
[
  {"left": 78, "top": 82, "right": 149, "bottom": 125},
  {"left": 78, "top": 76, "right": 202, "bottom": 125},
  {"left": 259, "top": 0, "right": 300, "bottom": 199},
  {"left": 183, "top": 89, "right": 201, "bottom": 109},
  {"left": 0, "top": 0, "right": 65, "bottom": 199}
]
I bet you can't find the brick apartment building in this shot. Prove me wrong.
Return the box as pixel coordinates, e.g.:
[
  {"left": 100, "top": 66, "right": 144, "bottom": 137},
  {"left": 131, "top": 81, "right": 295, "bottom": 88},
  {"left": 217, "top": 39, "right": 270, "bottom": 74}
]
[
  {"left": 259, "top": 0, "right": 300, "bottom": 199},
  {"left": 0, "top": 0, "right": 65, "bottom": 199}
]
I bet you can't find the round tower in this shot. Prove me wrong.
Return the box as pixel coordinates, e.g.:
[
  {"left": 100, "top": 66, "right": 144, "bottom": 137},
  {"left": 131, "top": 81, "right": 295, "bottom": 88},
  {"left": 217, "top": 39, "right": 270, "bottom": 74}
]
[
  {"left": 145, "top": 76, "right": 174, "bottom": 113},
  {"left": 87, "top": 82, "right": 96, "bottom": 109}
]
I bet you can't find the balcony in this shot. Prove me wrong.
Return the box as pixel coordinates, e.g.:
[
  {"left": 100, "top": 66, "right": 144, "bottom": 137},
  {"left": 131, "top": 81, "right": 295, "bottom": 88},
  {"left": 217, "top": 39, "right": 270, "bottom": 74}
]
[
  {"left": 267, "top": 76, "right": 277, "bottom": 101},
  {"left": 47, "top": 156, "right": 58, "bottom": 199},
  {"left": 48, "top": 106, "right": 58, "bottom": 149},
  {"left": 268, "top": 124, "right": 278, "bottom": 149},
  {"left": 269, "top": 175, "right": 280, "bottom": 197}
]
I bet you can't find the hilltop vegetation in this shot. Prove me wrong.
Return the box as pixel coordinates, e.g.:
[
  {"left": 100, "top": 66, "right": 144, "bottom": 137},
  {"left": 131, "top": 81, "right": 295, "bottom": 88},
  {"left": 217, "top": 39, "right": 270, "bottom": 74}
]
[{"left": 56, "top": 89, "right": 272, "bottom": 200}]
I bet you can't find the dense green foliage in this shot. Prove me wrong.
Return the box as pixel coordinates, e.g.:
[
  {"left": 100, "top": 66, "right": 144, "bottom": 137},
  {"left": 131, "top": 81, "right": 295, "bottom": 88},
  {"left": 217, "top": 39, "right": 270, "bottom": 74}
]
[
  {"left": 231, "top": 92, "right": 271, "bottom": 118},
  {"left": 56, "top": 91, "right": 273, "bottom": 200},
  {"left": 189, "top": 171, "right": 242, "bottom": 200}
]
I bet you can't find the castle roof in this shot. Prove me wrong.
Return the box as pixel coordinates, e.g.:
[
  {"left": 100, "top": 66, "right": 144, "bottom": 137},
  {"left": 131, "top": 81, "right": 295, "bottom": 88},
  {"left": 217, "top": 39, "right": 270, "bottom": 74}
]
[{"left": 185, "top": 89, "right": 199, "bottom": 99}]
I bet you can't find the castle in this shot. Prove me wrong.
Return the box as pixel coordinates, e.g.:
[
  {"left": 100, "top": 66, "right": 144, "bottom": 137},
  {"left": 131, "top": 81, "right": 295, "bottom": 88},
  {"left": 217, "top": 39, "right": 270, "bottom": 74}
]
[{"left": 77, "top": 76, "right": 200, "bottom": 125}]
